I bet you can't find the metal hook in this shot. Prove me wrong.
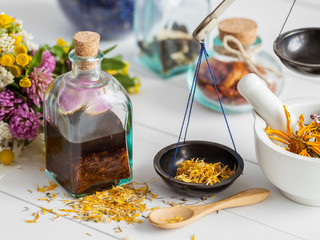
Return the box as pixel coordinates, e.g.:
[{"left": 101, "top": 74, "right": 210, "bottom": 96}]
[{"left": 193, "top": 0, "right": 235, "bottom": 43}]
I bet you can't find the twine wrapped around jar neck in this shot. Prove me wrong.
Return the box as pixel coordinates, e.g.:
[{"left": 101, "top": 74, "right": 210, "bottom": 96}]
[{"left": 214, "top": 35, "right": 282, "bottom": 87}]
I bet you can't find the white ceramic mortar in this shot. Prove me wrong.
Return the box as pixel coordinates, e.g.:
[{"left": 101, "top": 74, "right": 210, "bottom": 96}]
[{"left": 238, "top": 73, "right": 320, "bottom": 206}]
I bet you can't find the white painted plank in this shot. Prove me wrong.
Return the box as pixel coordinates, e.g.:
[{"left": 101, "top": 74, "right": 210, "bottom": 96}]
[{"left": 0, "top": 192, "right": 120, "bottom": 240}]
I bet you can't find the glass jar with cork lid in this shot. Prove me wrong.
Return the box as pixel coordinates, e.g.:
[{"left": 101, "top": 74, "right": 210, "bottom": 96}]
[
  {"left": 44, "top": 31, "right": 132, "bottom": 197},
  {"left": 187, "top": 17, "right": 284, "bottom": 113}
]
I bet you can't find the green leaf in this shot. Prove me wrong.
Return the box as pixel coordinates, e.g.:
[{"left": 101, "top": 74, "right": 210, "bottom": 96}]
[
  {"left": 42, "top": 44, "right": 49, "bottom": 50},
  {"left": 113, "top": 74, "right": 136, "bottom": 90},
  {"left": 53, "top": 61, "right": 63, "bottom": 75},
  {"left": 103, "top": 45, "right": 117, "bottom": 55},
  {"left": 101, "top": 58, "right": 126, "bottom": 71},
  {"left": 8, "top": 82, "right": 20, "bottom": 90},
  {"left": 61, "top": 63, "right": 68, "bottom": 74},
  {"left": 112, "top": 54, "right": 123, "bottom": 61},
  {"left": 6, "top": 84, "right": 27, "bottom": 102},
  {"left": 31, "top": 104, "right": 43, "bottom": 115},
  {"left": 28, "top": 48, "right": 44, "bottom": 72},
  {"left": 13, "top": 77, "right": 22, "bottom": 85},
  {"left": 69, "top": 40, "right": 74, "bottom": 50},
  {"left": 52, "top": 46, "right": 65, "bottom": 58},
  {"left": 24, "top": 140, "right": 32, "bottom": 146}
]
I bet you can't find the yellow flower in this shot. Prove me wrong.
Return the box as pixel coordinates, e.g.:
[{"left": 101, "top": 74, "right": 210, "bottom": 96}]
[
  {"left": 56, "top": 37, "right": 70, "bottom": 53},
  {"left": 9, "top": 65, "right": 21, "bottom": 77},
  {"left": 16, "top": 53, "right": 30, "bottom": 66},
  {"left": 265, "top": 105, "right": 320, "bottom": 157},
  {"left": 0, "top": 149, "right": 14, "bottom": 165},
  {"left": 134, "top": 77, "right": 141, "bottom": 86},
  {"left": 13, "top": 35, "right": 22, "bottom": 45},
  {"left": 128, "top": 85, "right": 140, "bottom": 94},
  {"left": 7, "top": 54, "right": 15, "bottom": 63},
  {"left": 108, "top": 62, "right": 130, "bottom": 76},
  {"left": 107, "top": 69, "right": 118, "bottom": 75},
  {"left": 122, "top": 62, "right": 129, "bottom": 75},
  {"left": 0, "top": 14, "right": 15, "bottom": 28},
  {"left": 56, "top": 37, "right": 68, "bottom": 46},
  {"left": 63, "top": 46, "right": 70, "bottom": 53},
  {"left": 14, "top": 45, "right": 28, "bottom": 55},
  {"left": 19, "top": 77, "right": 31, "bottom": 88},
  {"left": 0, "top": 54, "right": 15, "bottom": 67}
]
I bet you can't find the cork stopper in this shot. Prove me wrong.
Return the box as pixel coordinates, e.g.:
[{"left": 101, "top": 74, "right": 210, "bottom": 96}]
[
  {"left": 218, "top": 18, "right": 257, "bottom": 46},
  {"left": 73, "top": 31, "right": 100, "bottom": 70}
]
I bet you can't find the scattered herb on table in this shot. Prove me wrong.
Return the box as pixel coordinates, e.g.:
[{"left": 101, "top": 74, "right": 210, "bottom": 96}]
[
  {"left": 21, "top": 207, "right": 29, "bottom": 212},
  {"left": 25, "top": 212, "right": 39, "bottom": 223},
  {"left": 26, "top": 181, "right": 158, "bottom": 226},
  {"left": 114, "top": 226, "right": 123, "bottom": 233}
]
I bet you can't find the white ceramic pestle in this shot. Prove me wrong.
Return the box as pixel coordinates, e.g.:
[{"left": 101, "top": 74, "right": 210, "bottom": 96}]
[{"left": 237, "top": 73, "right": 299, "bottom": 133}]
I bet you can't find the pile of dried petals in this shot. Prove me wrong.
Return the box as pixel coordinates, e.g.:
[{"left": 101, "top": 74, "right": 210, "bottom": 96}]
[
  {"left": 265, "top": 106, "right": 320, "bottom": 158},
  {"left": 71, "top": 182, "right": 157, "bottom": 224},
  {"left": 174, "top": 158, "right": 234, "bottom": 185},
  {"left": 26, "top": 181, "right": 158, "bottom": 225},
  {"left": 160, "top": 216, "right": 184, "bottom": 223}
]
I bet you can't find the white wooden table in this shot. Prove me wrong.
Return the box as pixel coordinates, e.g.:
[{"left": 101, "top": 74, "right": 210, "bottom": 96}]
[{"left": 1, "top": 0, "right": 320, "bottom": 239}]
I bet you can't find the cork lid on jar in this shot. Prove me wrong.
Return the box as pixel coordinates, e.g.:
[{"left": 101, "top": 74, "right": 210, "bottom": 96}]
[
  {"left": 218, "top": 18, "right": 258, "bottom": 46},
  {"left": 73, "top": 31, "right": 101, "bottom": 70},
  {"left": 74, "top": 31, "right": 100, "bottom": 57}
]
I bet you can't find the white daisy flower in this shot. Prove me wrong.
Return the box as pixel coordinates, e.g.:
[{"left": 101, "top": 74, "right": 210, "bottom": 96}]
[
  {"left": 14, "top": 18, "right": 23, "bottom": 28},
  {"left": 0, "top": 33, "right": 15, "bottom": 54},
  {"left": 0, "top": 121, "right": 13, "bottom": 153},
  {"left": 20, "top": 30, "right": 38, "bottom": 51},
  {"left": 0, "top": 66, "right": 14, "bottom": 90},
  {"left": 0, "top": 121, "right": 24, "bottom": 158}
]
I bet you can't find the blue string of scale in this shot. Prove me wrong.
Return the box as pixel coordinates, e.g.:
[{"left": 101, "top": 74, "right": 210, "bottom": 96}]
[
  {"left": 169, "top": 42, "right": 242, "bottom": 179},
  {"left": 276, "top": 0, "right": 297, "bottom": 42}
]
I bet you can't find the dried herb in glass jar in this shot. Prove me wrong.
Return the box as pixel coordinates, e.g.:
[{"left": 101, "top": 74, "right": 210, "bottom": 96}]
[
  {"left": 187, "top": 18, "right": 283, "bottom": 113},
  {"left": 44, "top": 31, "right": 132, "bottom": 197}
]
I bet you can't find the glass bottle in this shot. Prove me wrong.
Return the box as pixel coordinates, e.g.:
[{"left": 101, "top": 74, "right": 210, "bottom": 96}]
[
  {"left": 187, "top": 18, "right": 284, "bottom": 113},
  {"left": 44, "top": 31, "right": 132, "bottom": 198},
  {"left": 134, "top": 0, "right": 211, "bottom": 78}
]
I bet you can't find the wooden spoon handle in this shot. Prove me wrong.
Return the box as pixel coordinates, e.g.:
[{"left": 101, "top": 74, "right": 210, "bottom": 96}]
[{"left": 191, "top": 188, "right": 270, "bottom": 215}]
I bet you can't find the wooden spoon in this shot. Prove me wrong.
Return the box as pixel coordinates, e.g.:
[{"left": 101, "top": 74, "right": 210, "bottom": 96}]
[{"left": 148, "top": 188, "right": 270, "bottom": 229}]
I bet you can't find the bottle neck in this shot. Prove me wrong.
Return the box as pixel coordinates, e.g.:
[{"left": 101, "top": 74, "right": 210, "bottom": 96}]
[
  {"left": 68, "top": 49, "right": 104, "bottom": 83},
  {"left": 72, "top": 61, "right": 101, "bottom": 80}
]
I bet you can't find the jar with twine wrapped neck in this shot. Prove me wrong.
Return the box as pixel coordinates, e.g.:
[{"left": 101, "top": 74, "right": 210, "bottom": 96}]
[
  {"left": 187, "top": 18, "right": 284, "bottom": 113},
  {"left": 44, "top": 31, "right": 133, "bottom": 198}
]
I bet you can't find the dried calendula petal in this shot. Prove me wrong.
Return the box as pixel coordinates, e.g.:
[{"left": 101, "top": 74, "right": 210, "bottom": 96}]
[
  {"left": 160, "top": 216, "right": 184, "bottom": 223},
  {"left": 28, "top": 182, "right": 157, "bottom": 225},
  {"left": 72, "top": 183, "right": 155, "bottom": 224},
  {"left": 26, "top": 212, "right": 39, "bottom": 223},
  {"left": 266, "top": 106, "right": 320, "bottom": 158},
  {"left": 36, "top": 180, "right": 58, "bottom": 193},
  {"left": 174, "top": 158, "right": 234, "bottom": 185}
]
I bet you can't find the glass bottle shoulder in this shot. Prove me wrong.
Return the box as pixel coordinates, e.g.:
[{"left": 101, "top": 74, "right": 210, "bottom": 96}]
[{"left": 44, "top": 69, "right": 132, "bottom": 131}]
